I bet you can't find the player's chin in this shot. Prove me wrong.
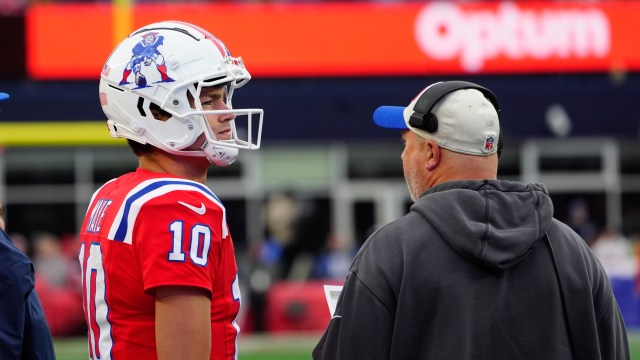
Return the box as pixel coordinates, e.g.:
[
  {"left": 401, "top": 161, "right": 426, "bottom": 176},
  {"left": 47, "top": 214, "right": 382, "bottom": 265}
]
[{"left": 215, "top": 134, "right": 233, "bottom": 142}]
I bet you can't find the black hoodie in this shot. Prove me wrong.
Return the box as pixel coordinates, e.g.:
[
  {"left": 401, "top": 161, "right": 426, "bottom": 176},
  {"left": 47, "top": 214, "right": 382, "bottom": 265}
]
[{"left": 313, "top": 180, "right": 629, "bottom": 360}]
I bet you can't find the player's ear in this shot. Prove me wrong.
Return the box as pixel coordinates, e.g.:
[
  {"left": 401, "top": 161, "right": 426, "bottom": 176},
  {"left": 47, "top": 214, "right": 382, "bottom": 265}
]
[{"left": 425, "top": 140, "right": 440, "bottom": 171}]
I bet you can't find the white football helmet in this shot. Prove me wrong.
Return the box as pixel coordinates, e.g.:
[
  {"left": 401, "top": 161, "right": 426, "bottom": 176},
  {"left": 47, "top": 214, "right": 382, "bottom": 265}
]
[{"left": 99, "top": 20, "right": 263, "bottom": 166}]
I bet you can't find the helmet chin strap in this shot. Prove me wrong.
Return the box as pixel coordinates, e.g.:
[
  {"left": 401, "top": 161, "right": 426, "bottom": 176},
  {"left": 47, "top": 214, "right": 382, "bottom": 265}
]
[{"left": 200, "top": 139, "right": 239, "bottom": 167}]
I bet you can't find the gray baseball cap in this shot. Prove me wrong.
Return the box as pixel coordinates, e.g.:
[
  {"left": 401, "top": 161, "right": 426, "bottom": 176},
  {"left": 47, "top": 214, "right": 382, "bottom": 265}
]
[{"left": 373, "top": 84, "right": 500, "bottom": 156}]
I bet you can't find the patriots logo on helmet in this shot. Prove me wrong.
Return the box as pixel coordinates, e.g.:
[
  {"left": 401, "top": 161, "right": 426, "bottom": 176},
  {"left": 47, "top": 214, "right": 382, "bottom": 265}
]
[
  {"left": 483, "top": 135, "right": 495, "bottom": 152},
  {"left": 118, "top": 31, "right": 174, "bottom": 88}
]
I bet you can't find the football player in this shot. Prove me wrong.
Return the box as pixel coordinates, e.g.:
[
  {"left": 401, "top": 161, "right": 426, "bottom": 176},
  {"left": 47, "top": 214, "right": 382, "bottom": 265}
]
[{"left": 80, "top": 21, "right": 263, "bottom": 360}]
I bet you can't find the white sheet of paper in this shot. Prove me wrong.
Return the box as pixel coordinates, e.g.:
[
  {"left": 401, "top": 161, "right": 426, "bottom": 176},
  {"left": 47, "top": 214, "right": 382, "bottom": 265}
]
[{"left": 323, "top": 285, "right": 344, "bottom": 317}]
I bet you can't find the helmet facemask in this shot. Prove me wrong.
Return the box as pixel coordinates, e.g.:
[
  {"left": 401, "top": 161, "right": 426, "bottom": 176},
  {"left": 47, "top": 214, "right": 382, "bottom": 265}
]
[{"left": 187, "top": 77, "right": 263, "bottom": 166}]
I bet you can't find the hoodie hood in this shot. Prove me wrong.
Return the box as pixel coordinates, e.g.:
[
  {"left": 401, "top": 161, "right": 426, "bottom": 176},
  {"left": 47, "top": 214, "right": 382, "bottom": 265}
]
[{"left": 411, "top": 180, "right": 553, "bottom": 271}]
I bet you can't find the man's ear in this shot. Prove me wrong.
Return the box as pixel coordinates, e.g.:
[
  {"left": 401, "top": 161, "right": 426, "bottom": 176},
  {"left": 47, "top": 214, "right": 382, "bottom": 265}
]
[{"left": 425, "top": 141, "right": 440, "bottom": 171}]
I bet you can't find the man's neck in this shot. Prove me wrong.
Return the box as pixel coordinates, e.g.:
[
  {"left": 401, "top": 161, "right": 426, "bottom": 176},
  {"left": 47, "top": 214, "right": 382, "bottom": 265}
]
[
  {"left": 428, "top": 152, "right": 498, "bottom": 188},
  {"left": 138, "top": 150, "right": 210, "bottom": 184}
]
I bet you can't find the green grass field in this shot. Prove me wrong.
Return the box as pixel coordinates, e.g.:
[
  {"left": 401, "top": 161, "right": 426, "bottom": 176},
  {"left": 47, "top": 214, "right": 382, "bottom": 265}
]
[
  {"left": 54, "top": 331, "right": 640, "bottom": 359},
  {"left": 53, "top": 333, "right": 321, "bottom": 360}
]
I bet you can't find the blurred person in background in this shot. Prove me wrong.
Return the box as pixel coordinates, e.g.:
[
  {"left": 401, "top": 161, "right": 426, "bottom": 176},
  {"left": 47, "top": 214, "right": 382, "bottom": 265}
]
[
  {"left": 78, "top": 21, "right": 263, "bottom": 360},
  {"left": 248, "top": 191, "right": 330, "bottom": 331},
  {"left": 567, "top": 197, "right": 599, "bottom": 246},
  {"left": 246, "top": 191, "right": 298, "bottom": 332},
  {"left": 32, "top": 232, "right": 84, "bottom": 336},
  {"left": 34, "top": 232, "right": 74, "bottom": 288},
  {"left": 311, "top": 232, "right": 356, "bottom": 281},
  {"left": 313, "top": 81, "right": 629, "bottom": 359},
  {"left": 0, "top": 92, "right": 56, "bottom": 359},
  {"left": 590, "top": 228, "right": 635, "bottom": 278}
]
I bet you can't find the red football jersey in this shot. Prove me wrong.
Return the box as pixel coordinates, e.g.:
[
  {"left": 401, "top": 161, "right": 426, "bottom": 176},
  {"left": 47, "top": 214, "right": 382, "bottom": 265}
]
[{"left": 79, "top": 168, "right": 241, "bottom": 360}]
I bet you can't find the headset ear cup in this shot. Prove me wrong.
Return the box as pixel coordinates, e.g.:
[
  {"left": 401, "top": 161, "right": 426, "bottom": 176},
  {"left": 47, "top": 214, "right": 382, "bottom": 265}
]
[
  {"left": 409, "top": 112, "right": 424, "bottom": 129},
  {"left": 408, "top": 112, "right": 439, "bottom": 133},
  {"left": 425, "top": 113, "right": 438, "bottom": 133}
]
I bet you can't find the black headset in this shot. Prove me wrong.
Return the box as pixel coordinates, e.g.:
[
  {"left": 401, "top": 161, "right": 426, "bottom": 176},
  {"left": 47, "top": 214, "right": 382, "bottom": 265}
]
[{"left": 408, "top": 80, "right": 503, "bottom": 157}]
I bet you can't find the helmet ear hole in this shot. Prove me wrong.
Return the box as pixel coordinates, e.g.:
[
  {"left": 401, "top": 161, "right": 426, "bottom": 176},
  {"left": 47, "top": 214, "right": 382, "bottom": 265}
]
[{"left": 148, "top": 102, "right": 171, "bottom": 121}]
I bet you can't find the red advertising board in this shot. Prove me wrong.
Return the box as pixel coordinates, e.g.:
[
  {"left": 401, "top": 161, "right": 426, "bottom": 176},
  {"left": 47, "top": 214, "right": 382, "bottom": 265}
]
[{"left": 26, "top": 1, "right": 640, "bottom": 79}]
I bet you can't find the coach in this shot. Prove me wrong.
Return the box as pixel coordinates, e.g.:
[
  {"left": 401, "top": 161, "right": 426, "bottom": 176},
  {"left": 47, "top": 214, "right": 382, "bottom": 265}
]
[{"left": 313, "top": 81, "right": 629, "bottom": 359}]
